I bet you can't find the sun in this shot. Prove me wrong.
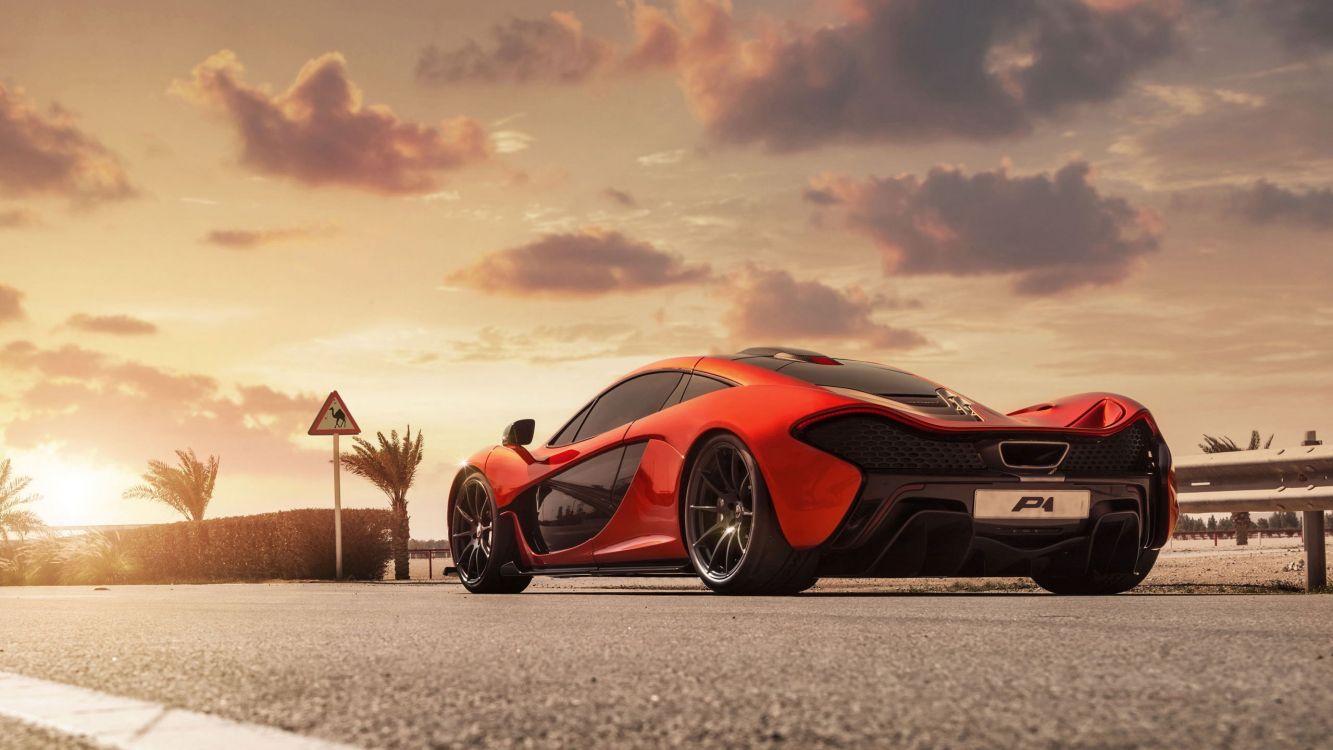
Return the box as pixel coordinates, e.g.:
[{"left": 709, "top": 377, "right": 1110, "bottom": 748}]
[{"left": 7, "top": 444, "right": 139, "bottom": 529}]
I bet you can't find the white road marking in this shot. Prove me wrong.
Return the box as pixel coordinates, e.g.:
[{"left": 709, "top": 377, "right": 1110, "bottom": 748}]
[{"left": 0, "top": 670, "right": 360, "bottom": 749}]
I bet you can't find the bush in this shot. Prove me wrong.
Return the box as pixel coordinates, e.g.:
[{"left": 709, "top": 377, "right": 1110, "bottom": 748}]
[
  {"left": 126, "top": 508, "right": 392, "bottom": 582},
  {"left": 0, "top": 508, "right": 392, "bottom": 585}
]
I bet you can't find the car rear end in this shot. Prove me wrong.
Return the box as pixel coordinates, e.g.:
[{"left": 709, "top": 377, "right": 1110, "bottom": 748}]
[{"left": 796, "top": 409, "right": 1173, "bottom": 580}]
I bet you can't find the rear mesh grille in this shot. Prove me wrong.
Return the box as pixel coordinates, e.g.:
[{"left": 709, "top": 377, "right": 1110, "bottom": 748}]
[
  {"left": 802, "top": 416, "right": 986, "bottom": 472},
  {"left": 1059, "top": 421, "right": 1153, "bottom": 475},
  {"left": 800, "top": 415, "right": 1153, "bottom": 476}
]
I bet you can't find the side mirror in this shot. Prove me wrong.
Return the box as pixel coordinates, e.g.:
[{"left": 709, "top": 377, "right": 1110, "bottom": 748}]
[{"left": 502, "top": 419, "right": 535, "bottom": 447}]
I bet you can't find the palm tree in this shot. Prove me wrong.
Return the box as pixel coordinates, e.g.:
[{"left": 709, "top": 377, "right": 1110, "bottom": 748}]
[
  {"left": 340, "top": 426, "right": 423, "bottom": 580},
  {"left": 123, "top": 449, "right": 219, "bottom": 522},
  {"left": 1199, "top": 430, "right": 1273, "bottom": 545},
  {"left": 0, "top": 458, "right": 43, "bottom": 543},
  {"left": 59, "top": 531, "right": 139, "bottom": 585}
]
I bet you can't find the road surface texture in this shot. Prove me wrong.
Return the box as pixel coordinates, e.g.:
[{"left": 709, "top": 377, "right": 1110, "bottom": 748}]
[{"left": 1, "top": 580, "right": 1330, "bottom": 749}]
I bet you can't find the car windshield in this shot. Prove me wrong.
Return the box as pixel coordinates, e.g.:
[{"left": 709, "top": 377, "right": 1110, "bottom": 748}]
[{"left": 741, "top": 358, "right": 940, "bottom": 397}]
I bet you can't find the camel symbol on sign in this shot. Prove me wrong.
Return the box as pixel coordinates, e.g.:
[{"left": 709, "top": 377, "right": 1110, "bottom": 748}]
[{"left": 308, "top": 391, "right": 360, "bottom": 436}]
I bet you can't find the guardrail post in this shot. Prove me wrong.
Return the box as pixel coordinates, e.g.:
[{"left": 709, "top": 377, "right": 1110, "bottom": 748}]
[
  {"left": 1306, "top": 512, "right": 1327, "bottom": 591},
  {"left": 1302, "top": 431, "right": 1326, "bottom": 591}
]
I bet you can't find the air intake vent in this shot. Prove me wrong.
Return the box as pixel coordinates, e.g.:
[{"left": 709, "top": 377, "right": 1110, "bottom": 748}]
[{"left": 999, "top": 441, "right": 1069, "bottom": 470}]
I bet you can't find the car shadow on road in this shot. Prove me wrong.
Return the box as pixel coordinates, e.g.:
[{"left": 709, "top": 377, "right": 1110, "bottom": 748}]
[{"left": 524, "top": 589, "right": 1055, "bottom": 597}]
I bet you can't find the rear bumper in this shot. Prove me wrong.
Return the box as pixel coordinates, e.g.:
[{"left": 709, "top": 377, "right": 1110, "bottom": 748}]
[
  {"left": 794, "top": 412, "right": 1172, "bottom": 576},
  {"left": 816, "top": 474, "right": 1158, "bottom": 579}
]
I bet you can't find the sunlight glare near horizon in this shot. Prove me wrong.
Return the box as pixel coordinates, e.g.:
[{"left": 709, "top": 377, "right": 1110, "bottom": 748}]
[{"left": 12, "top": 445, "right": 143, "bottom": 528}]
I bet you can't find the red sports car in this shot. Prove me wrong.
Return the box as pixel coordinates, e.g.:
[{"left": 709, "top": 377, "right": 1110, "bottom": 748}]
[{"left": 449, "top": 347, "right": 1177, "bottom": 595}]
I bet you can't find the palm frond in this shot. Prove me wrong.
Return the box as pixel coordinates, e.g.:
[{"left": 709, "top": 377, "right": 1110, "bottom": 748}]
[
  {"left": 123, "top": 449, "right": 220, "bottom": 521},
  {"left": 1199, "top": 431, "right": 1274, "bottom": 454}
]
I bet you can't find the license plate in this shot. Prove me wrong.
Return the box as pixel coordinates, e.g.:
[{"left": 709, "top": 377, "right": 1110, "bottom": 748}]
[{"left": 973, "top": 489, "right": 1090, "bottom": 520}]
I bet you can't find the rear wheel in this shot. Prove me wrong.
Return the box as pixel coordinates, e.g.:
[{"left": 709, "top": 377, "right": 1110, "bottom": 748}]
[
  {"left": 1032, "top": 549, "right": 1159, "bottom": 595},
  {"left": 683, "top": 434, "right": 818, "bottom": 595},
  {"left": 452, "top": 474, "right": 531, "bottom": 594}
]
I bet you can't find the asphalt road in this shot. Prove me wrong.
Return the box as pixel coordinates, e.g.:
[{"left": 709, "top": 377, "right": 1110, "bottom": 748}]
[{"left": 1, "top": 580, "right": 1331, "bottom": 749}]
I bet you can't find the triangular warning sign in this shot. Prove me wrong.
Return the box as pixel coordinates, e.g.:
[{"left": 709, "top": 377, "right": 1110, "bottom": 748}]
[{"left": 308, "top": 391, "right": 361, "bottom": 435}]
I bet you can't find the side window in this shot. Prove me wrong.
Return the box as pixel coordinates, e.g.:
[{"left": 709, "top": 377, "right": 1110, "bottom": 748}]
[
  {"left": 549, "top": 403, "right": 591, "bottom": 447},
  {"left": 573, "top": 372, "right": 683, "bottom": 442},
  {"left": 680, "top": 374, "right": 731, "bottom": 403}
]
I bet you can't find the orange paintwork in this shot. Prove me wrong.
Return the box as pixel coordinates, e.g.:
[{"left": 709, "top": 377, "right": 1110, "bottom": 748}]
[{"left": 448, "top": 354, "right": 1174, "bottom": 569}]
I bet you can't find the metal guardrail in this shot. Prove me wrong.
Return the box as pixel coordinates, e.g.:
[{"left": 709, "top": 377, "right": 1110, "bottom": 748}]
[
  {"left": 408, "top": 547, "right": 453, "bottom": 579},
  {"left": 1172, "top": 528, "right": 1322, "bottom": 541},
  {"left": 1174, "top": 431, "right": 1330, "bottom": 591}
]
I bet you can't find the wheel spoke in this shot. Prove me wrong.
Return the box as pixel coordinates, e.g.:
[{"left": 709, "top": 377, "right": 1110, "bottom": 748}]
[
  {"left": 689, "top": 504, "right": 722, "bottom": 512},
  {"left": 713, "top": 451, "right": 734, "bottom": 493},
  {"left": 700, "top": 476, "right": 727, "bottom": 500},
  {"left": 692, "top": 520, "right": 725, "bottom": 549},
  {"left": 706, "top": 530, "right": 728, "bottom": 571}
]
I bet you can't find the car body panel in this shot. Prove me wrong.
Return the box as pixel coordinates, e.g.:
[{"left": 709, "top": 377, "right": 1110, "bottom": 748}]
[{"left": 448, "top": 351, "right": 1177, "bottom": 579}]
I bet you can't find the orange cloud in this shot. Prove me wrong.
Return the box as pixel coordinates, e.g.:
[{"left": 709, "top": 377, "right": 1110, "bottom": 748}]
[
  {"left": 173, "top": 50, "right": 491, "bottom": 194},
  {"left": 0, "top": 285, "right": 25, "bottom": 323},
  {"left": 202, "top": 225, "right": 334, "bottom": 249},
  {"left": 724, "top": 267, "right": 926, "bottom": 350},
  {"left": 448, "top": 228, "right": 711, "bottom": 296},
  {"left": 806, "top": 161, "right": 1162, "bottom": 295},
  {"left": 0, "top": 208, "right": 40, "bottom": 229},
  {"left": 0, "top": 341, "right": 315, "bottom": 473},
  {"left": 0, "top": 83, "right": 135, "bottom": 205},
  {"left": 65, "top": 313, "right": 158, "bottom": 336},
  {"left": 601, "top": 187, "right": 637, "bottom": 207},
  {"left": 1227, "top": 180, "right": 1333, "bottom": 229},
  {"left": 416, "top": 12, "right": 615, "bottom": 84},
  {"left": 639, "top": 0, "right": 1181, "bottom": 150}
]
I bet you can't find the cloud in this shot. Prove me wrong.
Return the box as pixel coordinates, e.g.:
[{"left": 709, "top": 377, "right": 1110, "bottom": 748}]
[
  {"left": 637, "top": 148, "right": 686, "bottom": 166},
  {"left": 806, "top": 161, "right": 1162, "bottom": 295},
  {"left": 491, "top": 129, "right": 535, "bottom": 154},
  {"left": 0, "top": 340, "right": 316, "bottom": 473},
  {"left": 172, "top": 50, "right": 490, "bottom": 194},
  {"left": 448, "top": 227, "right": 711, "bottom": 296},
  {"left": 415, "top": 12, "right": 614, "bottom": 84},
  {"left": 0, "top": 83, "right": 135, "bottom": 205},
  {"left": 655, "top": 0, "right": 1180, "bottom": 151},
  {"left": 1227, "top": 180, "right": 1333, "bottom": 229},
  {"left": 0, "top": 285, "right": 25, "bottom": 323},
  {"left": 202, "top": 225, "right": 333, "bottom": 249},
  {"left": 1256, "top": 0, "right": 1333, "bottom": 50},
  {"left": 725, "top": 267, "right": 926, "bottom": 350},
  {"left": 64, "top": 313, "right": 158, "bottom": 336},
  {"left": 602, "top": 187, "right": 637, "bottom": 207},
  {"left": 0, "top": 208, "right": 40, "bottom": 229},
  {"left": 1122, "top": 83, "right": 1333, "bottom": 187},
  {"left": 622, "top": 2, "right": 683, "bottom": 72}
]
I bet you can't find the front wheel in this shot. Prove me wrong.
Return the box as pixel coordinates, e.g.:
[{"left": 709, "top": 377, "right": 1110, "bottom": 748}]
[
  {"left": 1032, "top": 549, "right": 1159, "bottom": 595},
  {"left": 682, "top": 434, "right": 818, "bottom": 595},
  {"left": 451, "top": 474, "right": 531, "bottom": 594}
]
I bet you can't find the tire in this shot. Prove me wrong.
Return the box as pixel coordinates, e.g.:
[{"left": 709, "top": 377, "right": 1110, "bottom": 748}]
[
  {"left": 682, "top": 433, "right": 819, "bottom": 595},
  {"left": 1032, "top": 549, "right": 1159, "bottom": 595},
  {"left": 451, "top": 473, "right": 531, "bottom": 594}
]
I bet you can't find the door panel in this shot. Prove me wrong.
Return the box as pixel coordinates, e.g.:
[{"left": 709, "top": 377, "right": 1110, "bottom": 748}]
[
  {"left": 593, "top": 438, "right": 690, "bottom": 565},
  {"left": 536, "top": 447, "right": 626, "bottom": 552}
]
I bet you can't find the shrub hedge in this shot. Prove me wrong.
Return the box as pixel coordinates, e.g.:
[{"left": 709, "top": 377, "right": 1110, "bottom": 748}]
[
  {"left": 0, "top": 508, "right": 392, "bottom": 585},
  {"left": 125, "top": 508, "right": 392, "bottom": 582}
]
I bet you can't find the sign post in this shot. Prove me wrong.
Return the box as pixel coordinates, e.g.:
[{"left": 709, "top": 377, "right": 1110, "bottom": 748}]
[{"left": 308, "top": 391, "right": 361, "bottom": 580}]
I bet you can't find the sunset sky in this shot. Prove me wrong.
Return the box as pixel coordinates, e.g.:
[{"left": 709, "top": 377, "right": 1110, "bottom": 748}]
[{"left": 2, "top": 0, "right": 1330, "bottom": 538}]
